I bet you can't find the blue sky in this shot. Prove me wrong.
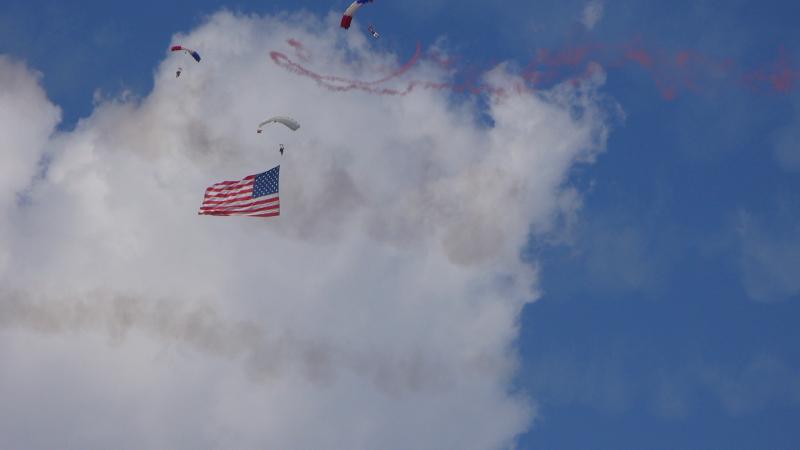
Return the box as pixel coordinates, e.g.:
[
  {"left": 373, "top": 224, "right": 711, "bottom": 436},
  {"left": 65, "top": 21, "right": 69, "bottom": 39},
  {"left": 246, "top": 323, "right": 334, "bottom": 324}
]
[{"left": 2, "top": 0, "right": 799, "bottom": 448}]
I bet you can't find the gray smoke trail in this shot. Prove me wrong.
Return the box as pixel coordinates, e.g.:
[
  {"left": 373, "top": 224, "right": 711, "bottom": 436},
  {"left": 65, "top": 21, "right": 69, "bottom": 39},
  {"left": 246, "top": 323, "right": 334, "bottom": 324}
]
[
  {"left": 0, "top": 290, "right": 452, "bottom": 393},
  {"left": 0, "top": 290, "right": 334, "bottom": 383}
]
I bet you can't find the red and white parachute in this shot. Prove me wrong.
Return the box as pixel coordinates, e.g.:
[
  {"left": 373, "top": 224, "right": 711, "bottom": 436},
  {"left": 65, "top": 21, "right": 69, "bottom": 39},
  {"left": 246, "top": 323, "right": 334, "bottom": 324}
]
[
  {"left": 340, "top": 0, "right": 374, "bottom": 30},
  {"left": 170, "top": 45, "right": 201, "bottom": 62}
]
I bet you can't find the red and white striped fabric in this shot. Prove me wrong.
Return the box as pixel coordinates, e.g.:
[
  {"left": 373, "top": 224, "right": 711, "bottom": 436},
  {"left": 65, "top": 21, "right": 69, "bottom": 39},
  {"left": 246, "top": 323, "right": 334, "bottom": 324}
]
[
  {"left": 198, "top": 166, "right": 280, "bottom": 218},
  {"left": 340, "top": 0, "right": 373, "bottom": 29}
]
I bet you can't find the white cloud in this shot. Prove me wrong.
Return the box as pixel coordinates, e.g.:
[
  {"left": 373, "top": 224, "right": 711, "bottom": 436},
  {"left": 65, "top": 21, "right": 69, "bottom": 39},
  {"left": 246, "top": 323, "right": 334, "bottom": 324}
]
[
  {"left": 700, "top": 355, "right": 800, "bottom": 416},
  {"left": 0, "top": 11, "right": 610, "bottom": 450},
  {"left": 581, "top": 0, "right": 605, "bottom": 30},
  {"left": 737, "top": 212, "right": 800, "bottom": 303},
  {"left": 773, "top": 107, "right": 800, "bottom": 172},
  {"left": 524, "top": 351, "right": 633, "bottom": 415},
  {"left": 522, "top": 348, "right": 800, "bottom": 421},
  {"left": 0, "top": 57, "right": 61, "bottom": 275}
]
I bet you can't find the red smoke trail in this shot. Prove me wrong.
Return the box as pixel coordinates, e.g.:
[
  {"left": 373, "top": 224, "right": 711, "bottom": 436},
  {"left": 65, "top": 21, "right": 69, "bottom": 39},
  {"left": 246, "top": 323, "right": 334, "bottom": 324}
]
[
  {"left": 426, "top": 49, "right": 460, "bottom": 69},
  {"left": 287, "top": 38, "right": 311, "bottom": 62},
  {"left": 271, "top": 40, "right": 423, "bottom": 88},
  {"left": 271, "top": 40, "right": 509, "bottom": 97},
  {"left": 743, "top": 47, "right": 799, "bottom": 94},
  {"left": 272, "top": 38, "right": 799, "bottom": 100}
]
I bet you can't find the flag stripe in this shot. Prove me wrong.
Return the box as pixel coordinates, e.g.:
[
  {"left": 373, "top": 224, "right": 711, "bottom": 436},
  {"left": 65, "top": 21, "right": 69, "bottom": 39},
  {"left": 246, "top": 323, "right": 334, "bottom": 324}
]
[
  {"left": 199, "top": 197, "right": 279, "bottom": 213},
  {"left": 201, "top": 191, "right": 256, "bottom": 205},
  {"left": 206, "top": 183, "right": 253, "bottom": 194},
  {"left": 201, "top": 204, "right": 280, "bottom": 215},
  {"left": 201, "top": 206, "right": 280, "bottom": 216},
  {"left": 203, "top": 203, "right": 280, "bottom": 215},
  {"left": 205, "top": 185, "right": 253, "bottom": 195},
  {"left": 204, "top": 211, "right": 281, "bottom": 218}
]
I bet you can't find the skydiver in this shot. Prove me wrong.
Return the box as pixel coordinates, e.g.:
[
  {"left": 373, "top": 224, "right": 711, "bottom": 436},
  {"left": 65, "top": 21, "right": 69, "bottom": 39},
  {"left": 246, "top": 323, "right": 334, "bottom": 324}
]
[
  {"left": 279, "top": 144, "right": 285, "bottom": 156},
  {"left": 368, "top": 25, "right": 380, "bottom": 39},
  {"left": 176, "top": 67, "right": 183, "bottom": 78}
]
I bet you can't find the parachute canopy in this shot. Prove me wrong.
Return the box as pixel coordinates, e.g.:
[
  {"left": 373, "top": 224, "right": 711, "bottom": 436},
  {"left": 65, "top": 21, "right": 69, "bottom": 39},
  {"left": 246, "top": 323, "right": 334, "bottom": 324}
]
[
  {"left": 341, "top": 0, "right": 374, "bottom": 29},
  {"left": 171, "top": 45, "right": 201, "bottom": 62},
  {"left": 257, "top": 116, "right": 301, "bottom": 134}
]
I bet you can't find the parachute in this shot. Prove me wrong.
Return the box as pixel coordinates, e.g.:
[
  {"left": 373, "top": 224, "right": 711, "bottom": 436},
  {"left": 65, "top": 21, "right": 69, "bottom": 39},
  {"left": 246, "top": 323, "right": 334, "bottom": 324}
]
[
  {"left": 341, "top": 0, "right": 374, "bottom": 30},
  {"left": 257, "top": 116, "right": 301, "bottom": 134},
  {"left": 171, "top": 45, "right": 201, "bottom": 62}
]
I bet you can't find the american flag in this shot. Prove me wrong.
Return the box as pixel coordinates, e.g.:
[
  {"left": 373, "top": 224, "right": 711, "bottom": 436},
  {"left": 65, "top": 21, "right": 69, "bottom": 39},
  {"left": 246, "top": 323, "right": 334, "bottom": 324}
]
[{"left": 198, "top": 166, "right": 280, "bottom": 218}]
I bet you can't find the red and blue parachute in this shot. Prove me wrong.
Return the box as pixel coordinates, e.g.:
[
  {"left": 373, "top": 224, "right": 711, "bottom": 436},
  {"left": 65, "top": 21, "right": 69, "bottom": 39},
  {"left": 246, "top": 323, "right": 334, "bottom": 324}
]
[
  {"left": 171, "top": 45, "right": 201, "bottom": 62},
  {"left": 340, "top": 0, "right": 374, "bottom": 29}
]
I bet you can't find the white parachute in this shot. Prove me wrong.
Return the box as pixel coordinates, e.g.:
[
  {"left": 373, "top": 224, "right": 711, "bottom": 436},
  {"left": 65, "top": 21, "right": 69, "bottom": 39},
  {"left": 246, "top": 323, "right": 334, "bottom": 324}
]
[{"left": 257, "top": 116, "right": 301, "bottom": 134}]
